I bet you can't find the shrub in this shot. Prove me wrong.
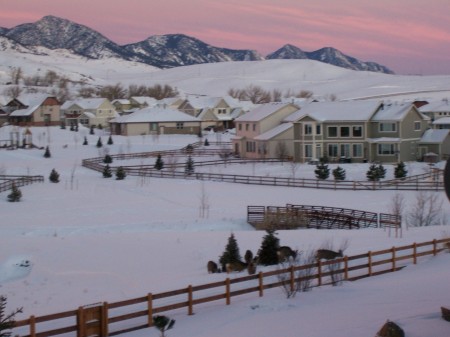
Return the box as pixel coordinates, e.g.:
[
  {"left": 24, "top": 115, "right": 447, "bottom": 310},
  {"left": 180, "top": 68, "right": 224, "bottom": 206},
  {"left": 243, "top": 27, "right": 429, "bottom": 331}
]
[
  {"left": 7, "top": 183, "right": 22, "bottom": 202},
  {"left": 49, "top": 169, "right": 60, "bottom": 183}
]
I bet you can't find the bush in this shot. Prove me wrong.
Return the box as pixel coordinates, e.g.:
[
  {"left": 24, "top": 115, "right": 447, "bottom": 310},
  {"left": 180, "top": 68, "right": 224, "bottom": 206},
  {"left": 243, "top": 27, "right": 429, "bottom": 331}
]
[
  {"left": 332, "top": 166, "right": 346, "bottom": 181},
  {"left": 49, "top": 169, "right": 60, "bottom": 183},
  {"left": 96, "top": 137, "right": 103, "bottom": 148},
  {"left": 115, "top": 166, "right": 126, "bottom": 180},
  {"left": 43, "top": 146, "right": 51, "bottom": 158},
  {"left": 394, "top": 161, "right": 407, "bottom": 179},
  {"left": 103, "top": 155, "right": 113, "bottom": 164},
  {"left": 107, "top": 135, "right": 113, "bottom": 145},
  {"left": 314, "top": 162, "right": 330, "bottom": 180},
  {"left": 7, "top": 183, "right": 22, "bottom": 202},
  {"left": 184, "top": 156, "right": 194, "bottom": 175},
  {"left": 102, "top": 164, "right": 112, "bottom": 178},
  {"left": 367, "top": 164, "right": 386, "bottom": 181},
  {"left": 154, "top": 154, "right": 164, "bottom": 170}
]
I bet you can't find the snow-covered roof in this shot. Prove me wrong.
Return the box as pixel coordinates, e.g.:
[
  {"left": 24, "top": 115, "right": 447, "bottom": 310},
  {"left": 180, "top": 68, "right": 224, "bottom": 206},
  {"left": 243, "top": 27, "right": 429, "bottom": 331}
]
[
  {"left": 367, "top": 137, "right": 401, "bottom": 143},
  {"left": 254, "top": 122, "right": 293, "bottom": 141},
  {"left": 185, "top": 95, "right": 223, "bottom": 109},
  {"left": 419, "top": 129, "right": 450, "bottom": 143},
  {"left": 432, "top": 117, "right": 450, "bottom": 125},
  {"left": 112, "top": 99, "right": 131, "bottom": 105},
  {"left": 419, "top": 99, "right": 450, "bottom": 113},
  {"left": 9, "top": 106, "right": 36, "bottom": 117},
  {"left": 284, "top": 101, "right": 381, "bottom": 122},
  {"left": 62, "top": 98, "right": 109, "bottom": 110},
  {"left": 371, "top": 103, "right": 418, "bottom": 121},
  {"left": 16, "top": 93, "right": 50, "bottom": 107},
  {"left": 110, "top": 107, "right": 200, "bottom": 123},
  {"left": 236, "top": 103, "right": 298, "bottom": 122},
  {"left": 130, "top": 96, "right": 157, "bottom": 106}
]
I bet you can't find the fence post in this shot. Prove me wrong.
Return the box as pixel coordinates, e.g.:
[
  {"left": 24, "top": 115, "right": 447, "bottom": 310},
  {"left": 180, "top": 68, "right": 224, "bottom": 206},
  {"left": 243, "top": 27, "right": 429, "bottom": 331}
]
[
  {"left": 413, "top": 243, "right": 417, "bottom": 264},
  {"left": 344, "top": 256, "right": 348, "bottom": 280},
  {"left": 29, "top": 315, "right": 36, "bottom": 337},
  {"left": 188, "top": 285, "right": 193, "bottom": 315},
  {"left": 225, "top": 278, "right": 231, "bottom": 305},
  {"left": 101, "top": 302, "right": 108, "bottom": 337},
  {"left": 77, "top": 307, "right": 84, "bottom": 337},
  {"left": 433, "top": 239, "right": 437, "bottom": 256},
  {"left": 368, "top": 251, "right": 372, "bottom": 276},
  {"left": 147, "top": 293, "right": 153, "bottom": 327},
  {"left": 392, "top": 247, "right": 396, "bottom": 271},
  {"left": 290, "top": 266, "right": 295, "bottom": 292},
  {"left": 317, "top": 260, "right": 322, "bottom": 286},
  {"left": 258, "top": 272, "right": 264, "bottom": 297}
]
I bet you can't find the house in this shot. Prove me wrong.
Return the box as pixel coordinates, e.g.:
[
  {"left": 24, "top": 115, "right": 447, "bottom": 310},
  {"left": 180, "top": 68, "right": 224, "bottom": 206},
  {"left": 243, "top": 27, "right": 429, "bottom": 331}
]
[
  {"left": 232, "top": 102, "right": 300, "bottom": 158},
  {"left": 109, "top": 106, "right": 201, "bottom": 136},
  {"left": 289, "top": 101, "right": 431, "bottom": 163},
  {"left": 61, "top": 98, "right": 117, "bottom": 128},
  {"left": 417, "top": 129, "right": 450, "bottom": 161},
  {"left": 129, "top": 96, "right": 158, "bottom": 109},
  {"left": 418, "top": 99, "right": 450, "bottom": 122},
  {"left": 432, "top": 117, "right": 450, "bottom": 129},
  {"left": 7, "top": 94, "right": 60, "bottom": 126},
  {"left": 111, "top": 99, "right": 132, "bottom": 113}
]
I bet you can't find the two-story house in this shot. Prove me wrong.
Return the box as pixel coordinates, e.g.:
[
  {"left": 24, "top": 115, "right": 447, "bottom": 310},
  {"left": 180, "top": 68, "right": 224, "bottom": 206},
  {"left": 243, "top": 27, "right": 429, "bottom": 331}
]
[
  {"left": 7, "top": 94, "right": 60, "bottom": 126},
  {"left": 232, "top": 102, "right": 300, "bottom": 159},
  {"left": 61, "top": 98, "right": 117, "bottom": 128}
]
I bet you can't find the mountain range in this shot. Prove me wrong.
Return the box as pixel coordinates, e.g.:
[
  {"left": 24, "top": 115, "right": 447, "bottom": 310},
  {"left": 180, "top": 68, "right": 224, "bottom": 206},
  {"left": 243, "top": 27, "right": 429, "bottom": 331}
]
[{"left": 0, "top": 15, "right": 394, "bottom": 74}]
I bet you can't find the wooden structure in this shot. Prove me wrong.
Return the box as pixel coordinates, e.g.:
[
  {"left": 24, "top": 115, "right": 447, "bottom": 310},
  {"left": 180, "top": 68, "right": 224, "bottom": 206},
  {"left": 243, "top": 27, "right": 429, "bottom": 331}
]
[
  {"left": 246, "top": 204, "right": 400, "bottom": 230},
  {"left": 0, "top": 175, "right": 44, "bottom": 193},
  {"left": 11, "top": 238, "right": 449, "bottom": 337}
]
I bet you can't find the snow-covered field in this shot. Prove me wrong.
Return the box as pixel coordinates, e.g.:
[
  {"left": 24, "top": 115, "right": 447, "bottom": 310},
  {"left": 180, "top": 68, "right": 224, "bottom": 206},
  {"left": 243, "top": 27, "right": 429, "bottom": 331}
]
[{"left": 1, "top": 125, "right": 450, "bottom": 337}]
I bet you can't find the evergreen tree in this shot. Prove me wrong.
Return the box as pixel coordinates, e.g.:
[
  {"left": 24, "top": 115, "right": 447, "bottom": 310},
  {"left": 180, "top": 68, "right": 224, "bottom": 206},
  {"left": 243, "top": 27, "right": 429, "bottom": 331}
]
[
  {"left": 314, "top": 162, "right": 330, "bottom": 180},
  {"left": 102, "top": 164, "right": 112, "bottom": 178},
  {"left": 49, "top": 168, "right": 60, "bottom": 183},
  {"left": 70, "top": 125, "right": 74, "bottom": 131},
  {"left": 0, "top": 295, "right": 23, "bottom": 337},
  {"left": 154, "top": 154, "right": 164, "bottom": 170},
  {"left": 366, "top": 164, "right": 386, "bottom": 181},
  {"left": 219, "top": 233, "right": 242, "bottom": 271},
  {"left": 257, "top": 229, "right": 280, "bottom": 266},
  {"left": 83, "top": 136, "right": 88, "bottom": 145},
  {"left": 7, "top": 183, "right": 22, "bottom": 202},
  {"left": 89, "top": 125, "right": 95, "bottom": 135},
  {"left": 332, "top": 166, "right": 346, "bottom": 181},
  {"left": 204, "top": 138, "right": 210, "bottom": 146},
  {"left": 103, "top": 154, "right": 113, "bottom": 164},
  {"left": 96, "top": 137, "right": 103, "bottom": 148},
  {"left": 115, "top": 166, "right": 126, "bottom": 180},
  {"left": 43, "top": 146, "right": 51, "bottom": 158},
  {"left": 60, "top": 122, "right": 66, "bottom": 129},
  {"left": 377, "top": 163, "right": 386, "bottom": 179},
  {"left": 185, "top": 144, "right": 194, "bottom": 154},
  {"left": 98, "top": 124, "right": 103, "bottom": 130},
  {"left": 394, "top": 161, "right": 408, "bottom": 179},
  {"left": 185, "top": 156, "right": 194, "bottom": 175},
  {"left": 153, "top": 315, "right": 175, "bottom": 337},
  {"left": 107, "top": 135, "right": 113, "bottom": 145}
]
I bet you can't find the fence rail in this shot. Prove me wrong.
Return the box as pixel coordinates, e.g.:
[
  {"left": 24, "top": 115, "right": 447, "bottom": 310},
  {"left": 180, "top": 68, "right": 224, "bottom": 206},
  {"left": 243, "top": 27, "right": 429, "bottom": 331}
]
[
  {"left": 0, "top": 175, "right": 44, "bottom": 193},
  {"left": 12, "top": 238, "right": 450, "bottom": 337}
]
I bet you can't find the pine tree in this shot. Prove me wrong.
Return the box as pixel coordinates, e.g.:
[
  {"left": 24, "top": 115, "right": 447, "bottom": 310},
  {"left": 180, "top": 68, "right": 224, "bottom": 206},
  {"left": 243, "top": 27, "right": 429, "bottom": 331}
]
[
  {"left": 377, "top": 164, "right": 386, "bottom": 179},
  {"left": 257, "top": 229, "right": 280, "bottom": 266},
  {"left": 7, "top": 183, "right": 22, "bottom": 202},
  {"left": 0, "top": 295, "right": 23, "bottom": 337},
  {"left": 83, "top": 136, "right": 88, "bottom": 145},
  {"left": 103, "top": 154, "right": 113, "bottom": 164},
  {"left": 49, "top": 169, "right": 60, "bottom": 183},
  {"left": 153, "top": 315, "right": 175, "bottom": 337},
  {"left": 96, "top": 137, "right": 103, "bottom": 148},
  {"left": 107, "top": 135, "right": 113, "bottom": 145},
  {"left": 394, "top": 161, "right": 408, "bottom": 179},
  {"left": 204, "top": 138, "right": 210, "bottom": 146},
  {"left": 98, "top": 124, "right": 103, "bottom": 130},
  {"left": 89, "top": 125, "right": 95, "bottom": 135},
  {"left": 332, "top": 166, "right": 346, "bottom": 181},
  {"left": 115, "top": 166, "right": 126, "bottom": 180},
  {"left": 314, "top": 162, "right": 330, "bottom": 180},
  {"left": 102, "top": 164, "right": 112, "bottom": 178},
  {"left": 154, "top": 154, "right": 164, "bottom": 170},
  {"left": 366, "top": 164, "right": 379, "bottom": 181},
  {"left": 185, "top": 155, "right": 194, "bottom": 175},
  {"left": 219, "top": 233, "right": 242, "bottom": 271},
  {"left": 43, "top": 146, "right": 51, "bottom": 158}
]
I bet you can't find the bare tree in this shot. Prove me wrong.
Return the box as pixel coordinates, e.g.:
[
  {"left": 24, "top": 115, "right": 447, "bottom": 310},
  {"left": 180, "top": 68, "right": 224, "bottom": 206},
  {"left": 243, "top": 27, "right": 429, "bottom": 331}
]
[
  {"left": 275, "top": 142, "right": 289, "bottom": 162},
  {"left": 78, "top": 86, "right": 97, "bottom": 98},
  {"left": 407, "top": 191, "right": 443, "bottom": 227},
  {"left": 388, "top": 193, "right": 405, "bottom": 237},
  {"left": 3, "top": 86, "right": 22, "bottom": 100},
  {"left": 289, "top": 160, "right": 300, "bottom": 179},
  {"left": 296, "top": 90, "right": 313, "bottom": 99},
  {"left": 10, "top": 67, "right": 23, "bottom": 85},
  {"left": 98, "top": 83, "right": 126, "bottom": 100},
  {"left": 271, "top": 89, "right": 282, "bottom": 102},
  {"left": 198, "top": 182, "right": 210, "bottom": 218}
]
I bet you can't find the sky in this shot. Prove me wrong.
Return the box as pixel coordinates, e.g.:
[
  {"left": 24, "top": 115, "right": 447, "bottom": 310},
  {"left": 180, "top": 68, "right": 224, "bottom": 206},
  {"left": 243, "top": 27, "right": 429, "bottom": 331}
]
[
  {"left": 1, "top": 125, "right": 450, "bottom": 337},
  {"left": 1, "top": 1, "right": 450, "bottom": 75}
]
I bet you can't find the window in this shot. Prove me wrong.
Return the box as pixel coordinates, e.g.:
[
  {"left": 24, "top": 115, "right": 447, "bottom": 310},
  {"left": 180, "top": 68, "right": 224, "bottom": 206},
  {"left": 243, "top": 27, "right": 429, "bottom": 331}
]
[
  {"left": 340, "top": 144, "right": 350, "bottom": 157},
  {"left": 352, "top": 126, "right": 362, "bottom": 137},
  {"left": 253, "top": 124, "right": 256, "bottom": 131},
  {"left": 176, "top": 122, "right": 184, "bottom": 129},
  {"left": 328, "top": 126, "right": 338, "bottom": 137},
  {"left": 238, "top": 124, "right": 242, "bottom": 131},
  {"left": 328, "top": 144, "right": 338, "bottom": 157},
  {"left": 304, "top": 144, "right": 313, "bottom": 158},
  {"left": 352, "top": 144, "right": 363, "bottom": 157},
  {"left": 379, "top": 123, "right": 396, "bottom": 132},
  {"left": 378, "top": 144, "right": 395, "bottom": 155},
  {"left": 340, "top": 127, "right": 350, "bottom": 137},
  {"left": 150, "top": 123, "right": 158, "bottom": 131},
  {"left": 246, "top": 141, "right": 256, "bottom": 152},
  {"left": 304, "top": 123, "right": 313, "bottom": 135},
  {"left": 316, "top": 125, "right": 322, "bottom": 135},
  {"left": 246, "top": 124, "right": 249, "bottom": 131},
  {"left": 414, "top": 121, "right": 421, "bottom": 131}
]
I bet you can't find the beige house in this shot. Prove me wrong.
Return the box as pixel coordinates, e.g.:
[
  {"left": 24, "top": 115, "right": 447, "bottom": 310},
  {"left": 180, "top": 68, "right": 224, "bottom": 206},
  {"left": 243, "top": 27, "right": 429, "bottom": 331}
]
[
  {"left": 7, "top": 94, "right": 60, "bottom": 126},
  {"left": 61, "top": 98, "right": 117, "bottom": 128},
  {"left": 289, "top": 101, "right": 431, "bottom": 163},
  {"left": 417, "top": 129, "right": 450, "bottom": 161},
  {"left": 418, "top": 99, "right": 450, "bottom": 122},
  {"left": 232, "top": 102, "right": 300, "bottom": 158},
  {"left": 109, "top": 106, "right": 201, "bottom": 136}
]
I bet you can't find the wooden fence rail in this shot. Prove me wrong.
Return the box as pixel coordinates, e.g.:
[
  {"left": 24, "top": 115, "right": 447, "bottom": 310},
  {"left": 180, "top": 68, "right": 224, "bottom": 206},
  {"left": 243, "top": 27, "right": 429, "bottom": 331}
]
[
  {"left": 0, "top": 175, "right": 44, "bottom": 193},
  {"left": 12, "top": 238, "right": 450, "bottom": 337}
]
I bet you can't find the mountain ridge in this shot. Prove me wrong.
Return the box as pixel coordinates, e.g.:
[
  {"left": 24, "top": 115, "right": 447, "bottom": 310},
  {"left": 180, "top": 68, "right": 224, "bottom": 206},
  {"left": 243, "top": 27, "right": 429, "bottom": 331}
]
[{"left": 0, "top": 15, "right": 394, "bottom": 74}]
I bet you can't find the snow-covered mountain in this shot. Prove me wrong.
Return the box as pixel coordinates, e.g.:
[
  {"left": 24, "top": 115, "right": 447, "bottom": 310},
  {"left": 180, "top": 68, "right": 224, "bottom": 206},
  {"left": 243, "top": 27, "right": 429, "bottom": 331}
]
[
  {"left": 267, "top": 44, "right": 394, "bottom": 74},
  {"left": 0, "top": 15, "right": 392, "bottom": 73}
]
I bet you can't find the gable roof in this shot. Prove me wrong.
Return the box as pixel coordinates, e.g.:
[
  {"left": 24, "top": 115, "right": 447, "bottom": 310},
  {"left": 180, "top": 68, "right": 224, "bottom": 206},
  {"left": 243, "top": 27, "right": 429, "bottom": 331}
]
[
  {"left": 236, "top": 103, "right": 298, "bottom": 122},
  {"left": 419, "top": 100, "right": 450, "bottom": 113},
  {"left": 371, "top": 103, "right": 425, "bottom": 121},
  {"left": 284, "top": 101, "right": 381, "bottom": 122},
  {"left": 432, "top": 117, "right": 450, "bottom": 125},
  {"left": 419, "top": 129, "right": 450, "bottom": 144},
  {"left": 110, "top": 106, "right": 200, "bottom": 123},
  {"left": 61, "top": 98, "right": 109, "bottom": 110},
  {"left": 254, "top": 122, "right": 293, "bottom": 141},
  {"left": 185, "top": 95, "right": 224, "bottom": 109}
]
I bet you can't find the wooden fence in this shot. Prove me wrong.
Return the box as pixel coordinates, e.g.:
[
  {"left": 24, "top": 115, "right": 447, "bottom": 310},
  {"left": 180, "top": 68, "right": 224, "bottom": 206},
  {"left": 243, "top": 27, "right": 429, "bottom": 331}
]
[
  {"left": 0, "top": 175, "right": 44, "bottom": 193},
  {"left": 12, "top": 238, "right": 450, "bottom": 337},
  {"left": 247, "top": 204, "right": 400, "bottom": 230},
  {"left": 81, "top": 151, "right": 444, "bottom": 191}
]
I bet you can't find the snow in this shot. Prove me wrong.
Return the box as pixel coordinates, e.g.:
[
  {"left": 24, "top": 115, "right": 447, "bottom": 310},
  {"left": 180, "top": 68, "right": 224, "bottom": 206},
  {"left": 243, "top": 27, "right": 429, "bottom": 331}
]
[{"left": 1, "top": 125, "right": 450, "bottom": 337}]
